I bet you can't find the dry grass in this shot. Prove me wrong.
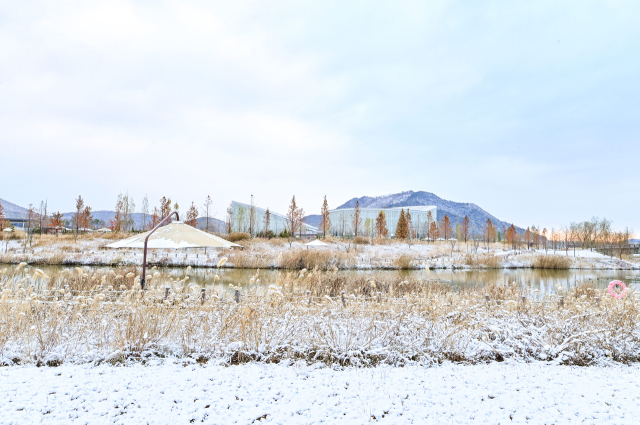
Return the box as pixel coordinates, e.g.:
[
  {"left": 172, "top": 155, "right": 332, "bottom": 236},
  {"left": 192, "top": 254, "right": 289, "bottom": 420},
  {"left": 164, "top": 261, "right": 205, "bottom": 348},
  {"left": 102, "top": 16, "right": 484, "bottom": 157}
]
[
  {"left": 226, "top": 232, "right": 251, "bottom": 242},
  {"left": 1, "top": 266, "right": 640, "bottom": 366},
  {"left": 393, "top": 252, "right": 416, "bottom": 269},
  {"left": 279, "top": 249, "right": 356, "bottom": 270},
  {"left": 463, "top": 254, "right": 502, "bottom": 268},
  {"left": 530, "top": 255, "right": 572, "bottom": 269},
  {"left": 352, "top": 236, "right": 370, "bottom": 245}
]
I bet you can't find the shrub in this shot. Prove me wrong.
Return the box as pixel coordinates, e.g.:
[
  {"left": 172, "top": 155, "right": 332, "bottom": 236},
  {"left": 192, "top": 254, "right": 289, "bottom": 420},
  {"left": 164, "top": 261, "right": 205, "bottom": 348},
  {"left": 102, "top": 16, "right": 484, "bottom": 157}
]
[
  {"left": 226, "top": 232, "right": 251, "bottom": 242},
  {"left": 352, "top": 236, "right": 370, "bottom": 245},
  {"left": 393, "top": 252, "right": 416, "bottom": 269},
  {"left": 463, "top": 254, "right": 501, "bottom": 269},
  {"left": 530, "top": 255, "right": 571, "bottom": 269}
]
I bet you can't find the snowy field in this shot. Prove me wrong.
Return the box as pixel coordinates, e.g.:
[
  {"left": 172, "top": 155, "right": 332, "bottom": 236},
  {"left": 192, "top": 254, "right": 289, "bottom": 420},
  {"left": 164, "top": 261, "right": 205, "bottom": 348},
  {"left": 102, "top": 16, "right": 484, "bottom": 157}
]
[
  {"left": 1, "top": 362, "right": 639, "bottom": 424},
  {"left": 2, "top": 236, "right": 638, "bottom": 270}
]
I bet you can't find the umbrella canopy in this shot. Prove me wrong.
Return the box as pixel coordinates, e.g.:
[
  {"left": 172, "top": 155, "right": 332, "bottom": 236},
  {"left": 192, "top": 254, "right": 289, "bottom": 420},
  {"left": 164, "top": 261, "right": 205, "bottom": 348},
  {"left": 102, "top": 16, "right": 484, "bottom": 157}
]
[
  {"left": 106, "top": 221, "right": 242, "bottom": 249},
  {"left": 305, "top": 239, "right": 329, "bottom": 247}
]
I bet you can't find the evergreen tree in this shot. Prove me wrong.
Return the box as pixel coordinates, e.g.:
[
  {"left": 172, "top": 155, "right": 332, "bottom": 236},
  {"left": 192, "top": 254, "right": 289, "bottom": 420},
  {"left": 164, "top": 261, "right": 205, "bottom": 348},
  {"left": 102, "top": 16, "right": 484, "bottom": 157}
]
[
  {"left": 375, "top": 210, "right": 388, "bottom": 238},
  {"left": 395, "top": 209, "right": 408, "bottom": 239}
]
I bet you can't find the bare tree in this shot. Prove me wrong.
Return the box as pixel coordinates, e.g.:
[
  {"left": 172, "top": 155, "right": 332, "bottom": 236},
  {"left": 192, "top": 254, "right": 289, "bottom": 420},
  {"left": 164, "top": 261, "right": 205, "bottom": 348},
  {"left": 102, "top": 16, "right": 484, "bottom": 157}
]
[
  {"left": 141, "top": 195, "right": 149, "bottom": 231},
  {"left": 319, "top": 196, "right": 331, "bottom": 238},
  {"left": 461, "top": 216, "right": 470, "bottom": 243},
  {"left": 225, "top": 203, "right": 233, "bottom": 234},
  {"left": 26, "top": 205, "right": 36, "bottom": 247},
  {"left": 0, "top": 201, "right": 5, "bottom": 232},
  {"left": 285, "top": 195, "right": 303, "bottom": 248},
  {"left": 38, "top": 200, "right": 48, "bottom": 236},
  {"left": 202, "top": 195, "right": 213, "bottom": 232},
  {"left": 352, "top": 200, "right": 362, "bottom": 238},
  {"left": 186, "top": 202, "right": 199, "bottom": 227},
  {"left": 449, "top": 236, "right": 457, "bottom": 257},
  {"left": 50, "top": 212, "right": 63, "bottom": 237},
  {"left": 248, "top": 195, "right": 257, "bottom": 236},
  {"left": 471, "top": 232, "right": 481, "bottom": 254},
  {"left": 73, "top": 196, "right": 85, "bottom": 242},
  {"left": 263, "top": 208, "right": 271, "bottom": 236}
]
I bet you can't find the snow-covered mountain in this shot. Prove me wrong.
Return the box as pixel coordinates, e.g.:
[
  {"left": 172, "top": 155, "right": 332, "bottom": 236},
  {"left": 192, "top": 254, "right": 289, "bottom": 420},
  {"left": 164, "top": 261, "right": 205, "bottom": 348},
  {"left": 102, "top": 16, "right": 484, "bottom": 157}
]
[
  {"left": 305, "top": 191, "right": 522, "bottom": 233},
  {"left": 0, "top": 198, "right": 30, "bottom": 218}
]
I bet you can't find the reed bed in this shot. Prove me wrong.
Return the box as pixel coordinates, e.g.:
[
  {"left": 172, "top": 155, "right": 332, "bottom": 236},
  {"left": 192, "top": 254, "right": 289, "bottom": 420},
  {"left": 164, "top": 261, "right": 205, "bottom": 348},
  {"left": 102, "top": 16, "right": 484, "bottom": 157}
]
[
  {"left": 1, "top": 264, "right": 639, "bottom": 367},
  {"left": 529, "top": 254, "right": 572, "bottom": 269}
]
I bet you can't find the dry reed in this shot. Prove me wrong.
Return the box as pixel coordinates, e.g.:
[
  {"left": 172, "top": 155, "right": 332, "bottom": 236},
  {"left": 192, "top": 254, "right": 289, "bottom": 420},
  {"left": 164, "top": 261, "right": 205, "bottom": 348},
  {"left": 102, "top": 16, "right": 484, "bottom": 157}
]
[
  {"left": 1, "top": 266, "right": 639, "bottom": 367},
  {"left": 530, "top": 255, "right": 572, "bottom": 269}
]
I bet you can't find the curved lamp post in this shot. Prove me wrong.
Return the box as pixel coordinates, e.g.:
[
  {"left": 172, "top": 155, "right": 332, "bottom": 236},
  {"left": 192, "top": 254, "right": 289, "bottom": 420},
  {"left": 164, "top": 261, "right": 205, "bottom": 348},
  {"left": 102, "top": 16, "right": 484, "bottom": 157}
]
[{"left": 141, "top": 211, "right": 179, "bottom": 290}]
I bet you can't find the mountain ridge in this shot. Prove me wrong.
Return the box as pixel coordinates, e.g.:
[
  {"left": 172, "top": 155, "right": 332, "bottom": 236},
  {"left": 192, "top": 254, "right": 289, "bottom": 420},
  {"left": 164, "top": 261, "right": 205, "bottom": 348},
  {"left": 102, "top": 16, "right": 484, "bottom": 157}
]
[{"left": 304, "top": 191, "right": 522, "bottom": 235}]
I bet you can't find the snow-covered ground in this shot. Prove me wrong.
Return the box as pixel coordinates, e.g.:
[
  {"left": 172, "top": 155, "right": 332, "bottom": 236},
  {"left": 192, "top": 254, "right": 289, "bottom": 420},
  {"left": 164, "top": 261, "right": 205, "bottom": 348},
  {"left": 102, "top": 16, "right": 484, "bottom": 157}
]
[
  {"left": 2, "top": 237, "right": 638, "bottom": 270},
  {"left": 1, "top": 362, "right": 639, "bottom": 424}
]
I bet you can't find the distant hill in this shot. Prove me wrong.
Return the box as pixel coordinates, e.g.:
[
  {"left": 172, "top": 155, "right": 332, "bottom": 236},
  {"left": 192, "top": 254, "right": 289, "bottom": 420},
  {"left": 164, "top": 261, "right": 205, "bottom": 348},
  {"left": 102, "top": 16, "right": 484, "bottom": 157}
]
[
  {"left": 1, "top": 199, "right": 225, "bottom": 231},
  {"left": 59, "top": 211, "right": 225, "bottom": 231},
  {"left": 306, "top": 191, "right": 522, "bottom": 234},
  {"left": 0, "top": 198, "right": 30, "bottom": 218}
]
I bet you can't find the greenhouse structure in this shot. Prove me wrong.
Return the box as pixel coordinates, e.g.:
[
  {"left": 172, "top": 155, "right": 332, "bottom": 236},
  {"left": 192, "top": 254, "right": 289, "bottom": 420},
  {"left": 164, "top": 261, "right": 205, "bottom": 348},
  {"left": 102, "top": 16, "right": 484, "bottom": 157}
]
[
  {"left": 230, "top": 201, "right": 318, "bottom": 236},
  {"left": 327, "top": 206, "right": 437, "bottom": 238}
]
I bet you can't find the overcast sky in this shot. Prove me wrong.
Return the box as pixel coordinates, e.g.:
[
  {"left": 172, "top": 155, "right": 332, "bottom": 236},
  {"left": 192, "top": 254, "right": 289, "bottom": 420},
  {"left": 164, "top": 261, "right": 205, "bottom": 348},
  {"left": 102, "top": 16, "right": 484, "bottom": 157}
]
[{"left": 1, "top": 1, "right": 639, "bottom": 233}]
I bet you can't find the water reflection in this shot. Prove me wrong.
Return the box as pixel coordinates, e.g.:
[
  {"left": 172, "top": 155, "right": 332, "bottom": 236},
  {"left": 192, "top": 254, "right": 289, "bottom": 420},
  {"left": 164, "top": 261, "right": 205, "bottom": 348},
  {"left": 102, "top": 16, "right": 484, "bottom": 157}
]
[{"left": 2, "top": 264, "right": 639, "bottom": 295}]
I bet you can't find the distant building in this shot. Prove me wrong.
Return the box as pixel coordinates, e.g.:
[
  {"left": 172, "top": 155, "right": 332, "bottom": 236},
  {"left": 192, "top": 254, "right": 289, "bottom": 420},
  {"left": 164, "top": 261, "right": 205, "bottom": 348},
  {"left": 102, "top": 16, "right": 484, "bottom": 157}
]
[
  {"left": 230, "top": 201, "right": 318, "bottom": 236},
  {"left": 328, "top": 206, "right": 437, "bottom": 238}
]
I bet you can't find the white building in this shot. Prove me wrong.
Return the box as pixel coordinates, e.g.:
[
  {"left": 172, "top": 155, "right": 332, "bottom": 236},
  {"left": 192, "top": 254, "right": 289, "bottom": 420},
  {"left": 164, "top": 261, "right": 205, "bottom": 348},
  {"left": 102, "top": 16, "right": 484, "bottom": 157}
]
[
  {"left": 231, "top": 201, "right": 318, "bottom": 236},
  {"left": 327, "top": 206, "right": 437, "bottom": 238}
]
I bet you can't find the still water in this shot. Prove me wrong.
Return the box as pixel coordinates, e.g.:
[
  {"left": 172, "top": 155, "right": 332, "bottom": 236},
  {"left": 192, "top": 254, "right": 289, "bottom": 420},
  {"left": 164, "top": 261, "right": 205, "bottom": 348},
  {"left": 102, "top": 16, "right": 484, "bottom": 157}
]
[{"left": 4, "top": 264, "right": 640, "bottom": 295}]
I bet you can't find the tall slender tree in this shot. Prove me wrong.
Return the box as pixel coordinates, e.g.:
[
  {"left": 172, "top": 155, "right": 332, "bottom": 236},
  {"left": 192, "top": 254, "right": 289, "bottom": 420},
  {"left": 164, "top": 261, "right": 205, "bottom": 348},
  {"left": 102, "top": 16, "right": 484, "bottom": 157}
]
[
  {"left": 285, "top": 195, "right": 303, "bottom": 247},
  {"left": 141, "top": 195, "right": 149, "bottom": 231},
  {"left": 202, "top": 195, "right": 212, "bottom": 232},
  {"left": 160, "top": 197, "right": 172, "bottom": 221},
  {"left": 430, "top": 220, "right": 439, "bottom": 240},
  {"left": 352, "top": 200, "right": 362, "bottom": 237},
  {"left": 73, "top": 196, "right": 85, "bottom": 241},
  {"left": 461, "top": 216, "right": 470, "bottom": 243},
  {"left": 484, "top": 218, "right": 495, "bottom": 247},
  {"left": 38, "top": 200, "right": 48, "bottom": 235},
  {"left": 249, "top": 195, "right": 257, "bottom": 236},
  {"left": 319, "top": 196, "right": 331, "bottom": 238},
  {"left": 440, "top": 215, "right": 452, "bottom": 240},
  {"left": 264, "top": 208, "right": 271, "bottom": 236},
  {"left": 506, "top": 224, "right": 517, "bottom": 250}
]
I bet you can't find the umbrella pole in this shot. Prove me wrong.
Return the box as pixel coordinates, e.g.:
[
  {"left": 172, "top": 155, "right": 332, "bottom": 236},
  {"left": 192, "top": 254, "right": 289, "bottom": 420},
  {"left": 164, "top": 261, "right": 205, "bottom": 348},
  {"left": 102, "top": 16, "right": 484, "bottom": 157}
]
[{"left": 141, "top": 211, "right": 179, "bottom": 290}]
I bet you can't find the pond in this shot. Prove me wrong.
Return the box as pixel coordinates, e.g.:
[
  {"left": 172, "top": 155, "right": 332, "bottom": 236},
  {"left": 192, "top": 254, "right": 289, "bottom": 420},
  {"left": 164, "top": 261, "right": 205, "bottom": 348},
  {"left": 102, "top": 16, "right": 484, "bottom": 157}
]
[{"left": 3, "top": 264, "right": 640, "bottom": 295}]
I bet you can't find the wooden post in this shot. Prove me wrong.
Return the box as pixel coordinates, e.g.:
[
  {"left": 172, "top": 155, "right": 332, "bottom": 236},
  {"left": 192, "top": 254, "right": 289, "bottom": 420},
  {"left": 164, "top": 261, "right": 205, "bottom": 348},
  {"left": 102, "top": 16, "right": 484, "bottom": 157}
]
[
  {"left": 341, "top": 291, "right": 346, "bottom": 307},
  {"left": 201, "top": 288, "right": 206, "bottom": 305},
  {"left": 559, "top": 296, "right": 564, "bottom": 308},
  {"left": 377, "top": 292, "right": 381, "bottom": 303},
  {"left": 164, "top": 286, "right": 170, "bottom": 300},
  {"left": 234, "top": 289, "right": 240, "bottom": 303}
]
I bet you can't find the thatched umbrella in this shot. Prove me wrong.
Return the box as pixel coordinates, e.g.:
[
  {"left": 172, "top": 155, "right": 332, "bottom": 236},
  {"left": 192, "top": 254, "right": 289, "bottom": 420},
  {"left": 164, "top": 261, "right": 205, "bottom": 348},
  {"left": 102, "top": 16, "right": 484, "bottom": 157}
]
[{"left": 106, "top": 212, "right": 240, "bottom": 289}]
